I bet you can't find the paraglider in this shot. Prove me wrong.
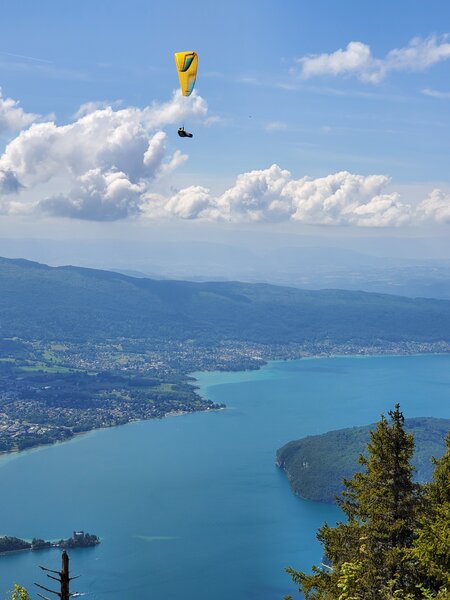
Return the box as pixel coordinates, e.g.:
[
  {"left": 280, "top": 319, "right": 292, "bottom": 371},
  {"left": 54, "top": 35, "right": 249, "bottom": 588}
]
[{"left": 174, "top": 50, "right": 198, "bottom": 138}]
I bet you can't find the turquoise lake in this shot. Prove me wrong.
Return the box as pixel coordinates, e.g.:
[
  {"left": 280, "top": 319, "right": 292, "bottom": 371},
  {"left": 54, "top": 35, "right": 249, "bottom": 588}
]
[{"left": 0, "top": 354, "right": 449, "bottom": 598}]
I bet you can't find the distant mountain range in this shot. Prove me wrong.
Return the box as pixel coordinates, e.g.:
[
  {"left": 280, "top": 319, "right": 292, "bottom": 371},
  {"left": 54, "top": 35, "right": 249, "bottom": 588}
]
[
  {"left": 2, "top": 237, "right": 450, "bottom": 299},
  {"left": 1, "top": 256, "right": 450, "bottom": 346}
]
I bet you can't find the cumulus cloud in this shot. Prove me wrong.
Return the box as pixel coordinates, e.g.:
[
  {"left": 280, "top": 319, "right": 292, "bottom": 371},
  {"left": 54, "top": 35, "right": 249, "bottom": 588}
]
[
  {"left": 0, "top": 88, "right": 39, "bottom": 133},
  {"left": 143, "top": 92, "right": 208, "bottom": 129},
  {"left": 297, "top": 35, "right": 450, "bottom": 83},
  {"left": 214, "top": 165, "right": 293, "bottom": 222},
  {"left": 0, "top": 90, "right": 208, "bottom": 220},
  {"left": 39, "top": 168, "right": 145, "bottom": 220},
  {"left": 163, "top": 186, "right": 213, "bottom": 219},
  {"left": 138, "top": 165, "right": 450, "bottom": 228},
  {"left": 73, "top": 100, "right": 123, "bottom": 119},
  {"left": 1, "top": 89, "right": 449, "bottom": 228},
  {"left": 300, "top": 41, "right": 374, "bottom": 81},
  {"left": 416, "top": 189, "right": 450, "bottom": 224},
  {"left": 284, "top": 171, "right": 410, "bottom": 226}
]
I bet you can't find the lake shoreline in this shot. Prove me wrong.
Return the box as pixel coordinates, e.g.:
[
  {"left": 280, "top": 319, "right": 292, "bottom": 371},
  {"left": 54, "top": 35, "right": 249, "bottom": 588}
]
[
  {"left": 1, "top": 353, "right": 449, "bottom": 599},
  {"left": 1, "top": 348, "right": 449, "bottom": 461},
  {"left": 0, "top": 405, "right": 226, "bottom": 461}
]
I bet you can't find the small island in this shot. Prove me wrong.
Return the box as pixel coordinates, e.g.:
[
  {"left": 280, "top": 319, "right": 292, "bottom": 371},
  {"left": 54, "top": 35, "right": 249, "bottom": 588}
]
[
  {"left": 0, "top": 531, "right": 100, "bottom": 555},
  {"left": 276, "top": 417, "right": 450, "bottom": 504}
]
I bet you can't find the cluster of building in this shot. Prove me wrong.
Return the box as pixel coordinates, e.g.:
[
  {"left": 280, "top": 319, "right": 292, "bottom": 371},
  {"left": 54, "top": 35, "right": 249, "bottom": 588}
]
[{"left": 1, "top": 336, "right": 449, "bottom": 455}]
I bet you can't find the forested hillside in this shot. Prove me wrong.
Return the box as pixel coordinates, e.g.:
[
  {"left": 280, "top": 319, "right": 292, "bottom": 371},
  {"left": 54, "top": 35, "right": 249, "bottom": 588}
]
[
  {"left": 277, "top": 417, "right": 450, "bottom": 503},
  {"left": 286, "top": 408, "right": 450, "bottom": 599},
  {"left": 1, "top": 257, "right": 450, "bottom": 345}
]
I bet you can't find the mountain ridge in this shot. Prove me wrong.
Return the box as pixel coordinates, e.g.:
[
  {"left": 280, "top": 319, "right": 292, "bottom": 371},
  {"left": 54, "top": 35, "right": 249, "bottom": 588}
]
[{"left": 1, "top": 256, "right": 450, "bottom": 346}]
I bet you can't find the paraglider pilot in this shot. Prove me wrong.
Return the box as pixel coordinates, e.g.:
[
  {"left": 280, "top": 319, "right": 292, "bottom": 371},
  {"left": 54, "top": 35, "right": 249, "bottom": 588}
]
[
  {"left": 178, "top": 127, "right": 193, "bottom": 138},
  {"left": 174, "top": 51, "right": 198, "bottom": 139}
]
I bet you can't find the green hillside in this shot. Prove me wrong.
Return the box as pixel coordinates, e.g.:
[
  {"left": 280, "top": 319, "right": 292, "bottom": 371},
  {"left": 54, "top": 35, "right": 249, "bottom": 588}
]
[
  {"left": 276, "top": 417, "right": 450, "bottom": 503},
  {"left": 1, "top": 257, "right": 450, "bottom": 345}
]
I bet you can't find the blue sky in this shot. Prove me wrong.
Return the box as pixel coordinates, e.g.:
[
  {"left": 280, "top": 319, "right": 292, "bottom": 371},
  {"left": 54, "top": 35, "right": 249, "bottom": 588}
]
[{"left": 0, "top": 0, "right": 450, "bottom": 242}]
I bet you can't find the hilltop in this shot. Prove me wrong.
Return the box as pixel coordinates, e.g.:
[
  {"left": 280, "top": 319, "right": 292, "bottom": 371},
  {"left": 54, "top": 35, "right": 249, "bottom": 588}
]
[{"left": 277, "top": 417, "right": 450, "bottom": 503}]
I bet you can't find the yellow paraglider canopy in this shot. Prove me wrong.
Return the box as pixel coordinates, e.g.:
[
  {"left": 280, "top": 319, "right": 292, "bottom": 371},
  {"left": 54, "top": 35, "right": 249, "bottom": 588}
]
[{"left": 174, "top": 51, "right": 198, "bottom": 96}]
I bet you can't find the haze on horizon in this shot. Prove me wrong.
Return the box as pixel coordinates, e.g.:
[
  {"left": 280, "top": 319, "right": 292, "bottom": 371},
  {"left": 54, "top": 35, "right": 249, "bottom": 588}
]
[{"left": 1, "top": 0, "right": 450, "bottom": 288}]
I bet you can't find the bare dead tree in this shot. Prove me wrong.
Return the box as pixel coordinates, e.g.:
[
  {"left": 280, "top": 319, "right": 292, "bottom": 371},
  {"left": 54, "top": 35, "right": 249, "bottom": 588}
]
[{"left": 35, "top": 551, "right": 80, "bottom": 599}]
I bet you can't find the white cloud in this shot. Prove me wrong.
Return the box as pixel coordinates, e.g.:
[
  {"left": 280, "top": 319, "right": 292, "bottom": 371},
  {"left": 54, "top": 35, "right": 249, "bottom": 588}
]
[
  {"left": 0, "top": 88, "right": 39, "bottom": 133},
  {"left": 387, "top": 35, "right": 450, "bottom": 71},
  {"left": 284, "top": 171, "right": 410, "bottom": 226},
  {"left": 143, "top": 91, "right": 207, "bottom": 129},
  {"left": 416, "top": 189, "right": 450, "bottom": 224},
  {"left": 0, "top": 90, "right": 208, "bottom": 220},
  {"left": 158, "top": 149, "right": 189, "bottom": 176},
  {"left": 421, "top": 87, "right": 450, "bottom": 99},
  {"left": 39, "top": 169, "right": 145, "bottom": 221},
  {"left": 1, "top": 90, "right": 449, "bottom": 228},
  {"left": 265, "top": 121, "right": 288, "bottom": 132},
  {"left": 140, "top": 185, "right": 213, "bottom": 221},
  {"left": 214, "top": 165, "right": 293, "bottom": 222},
  {"left": 163, "top": 186, "right": 213, "bottom": 219},
  {"left": 140, "top": 165, "right": 450, "bottom": 228},
  {"left": 300, "top": 41, "right": 375, "bottom": 81},
  {"left": 297, "top": 35, "right": 450, "bottom": 83},
  {"left": 73, "top": 100, "right": 123, "bottom": 119}
]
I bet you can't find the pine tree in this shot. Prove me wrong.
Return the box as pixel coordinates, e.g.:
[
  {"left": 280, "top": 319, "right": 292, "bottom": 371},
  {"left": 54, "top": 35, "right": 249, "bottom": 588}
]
[
  {"left": 287, "top": 405, "right": 421, "bottom": 599},
  {"left": 413, "top": 433, "right": 450, "bottom": 591}
]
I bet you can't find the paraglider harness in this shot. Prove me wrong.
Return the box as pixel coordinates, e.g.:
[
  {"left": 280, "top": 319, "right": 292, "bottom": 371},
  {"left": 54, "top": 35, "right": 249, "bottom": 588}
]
[{"left": 178, "top": 126, "right": 193, "bottom": 138}]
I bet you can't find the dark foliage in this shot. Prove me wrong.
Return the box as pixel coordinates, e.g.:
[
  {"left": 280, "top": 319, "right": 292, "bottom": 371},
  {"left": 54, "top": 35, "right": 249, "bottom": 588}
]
[
  {"left": 286, "top": 407, "right": 450, "bottom": 599},
  {"left": 277, "top": 417, "right": 450, "bottom": 503},
  {"left": 1, "top": 257, "right": 450, "bottom": 344}
]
